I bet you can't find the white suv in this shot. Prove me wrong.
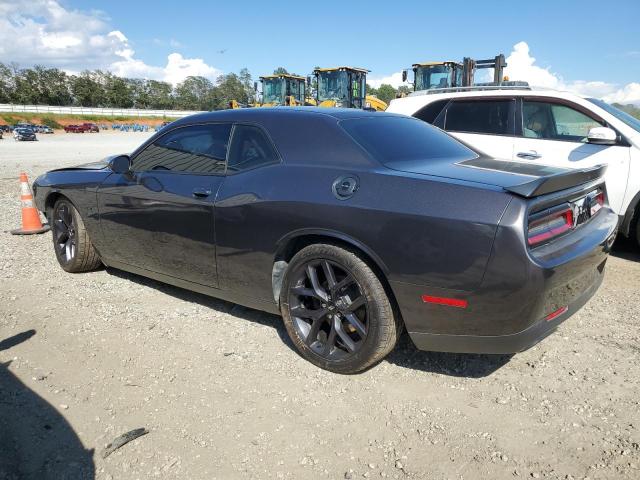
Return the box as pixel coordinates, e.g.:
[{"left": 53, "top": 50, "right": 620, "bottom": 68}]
[{"left": 387, "top": 87, "right": 640, "bottom": 247}]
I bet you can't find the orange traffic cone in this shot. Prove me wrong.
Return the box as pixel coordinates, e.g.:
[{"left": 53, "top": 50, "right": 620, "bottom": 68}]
[{"left": 10, "top": 172, "right": 50, "bottom": 235}]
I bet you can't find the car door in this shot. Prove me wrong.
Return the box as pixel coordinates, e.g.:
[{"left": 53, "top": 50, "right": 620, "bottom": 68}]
[
  {"left": 437, "top": 97, "right": 516, "bottom": 160},
  {"left": 512, "top": 98, "right": 631, "bottom": 214},
  {"left": 97, "top": 123, "right": 232, "bottom": 287},
  {"left": 214, "top": 124, "right": 282, "bottom": 299}
]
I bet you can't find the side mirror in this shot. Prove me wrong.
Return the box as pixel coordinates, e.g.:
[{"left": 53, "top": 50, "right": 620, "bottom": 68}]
[
  {"left": 253, "top": 81, "right": 258, "bottom": 92},
  {"left": 587, "top": 126, "right": 617, "bottom": 145},
  {"left": 402, "top": 70, "right": 408, "bottom": 82},
  {"left": 110, "top": 154, "right": 131, "bottom": 174},
  {"left": 307, "top": 76, "right": 312, "bottom": 86}
]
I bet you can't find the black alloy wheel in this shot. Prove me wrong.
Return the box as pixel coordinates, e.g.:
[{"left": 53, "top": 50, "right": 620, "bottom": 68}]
[
  {"left": 281, "top": 244, "right": 401, "bottom": 374},
  {"left": 288, "top": 259, "right": 368, "bottom": 360},
  {"left": 53, "top": 202, "right": 77, "bottom": 264},
  {"left": 50, "top": 198, "right": 102, "bottom": 273}
]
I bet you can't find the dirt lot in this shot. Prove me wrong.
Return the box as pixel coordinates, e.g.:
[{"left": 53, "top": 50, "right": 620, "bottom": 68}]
[{"left": 1, "top": 133, "right": 639, "bottom": 480}]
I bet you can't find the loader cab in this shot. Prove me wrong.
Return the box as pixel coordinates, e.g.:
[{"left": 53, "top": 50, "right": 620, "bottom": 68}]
[
  {"left": 260, "top": 74, "right": 307, "bottom": 106},
  {"left": 409, "top": 61, "right": 463, "bottom": 91},
  {"left": 314, "top": 67, "right": 368, "bottom": 109}
]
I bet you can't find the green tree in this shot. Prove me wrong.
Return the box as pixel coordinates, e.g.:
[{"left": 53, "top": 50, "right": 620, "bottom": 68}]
[
  {"left": 0, "top": 62, "right": 14, "bottom": 103},
  {"left": 238, "top": 68, "right": 255, "bottom": 104},
  {"left": 70, "top": 71, "right": 106, "bottom": 107},
  {"left": 174, "top": 76, "right": 215, "bottom": 110},
  {"left": 212, "top": 73, "right": 248, "bottom": 110},
  {"left": 376, "top": 84, "right": 397, "bottom": 105},
  {"left": 147, "top": 80, "right": 174, "bottom": 109},
  {"left": 103, "top": 74, "right": 134, "bottom": 108},
  {"left": 273, "top": 67, "right": 289, "bottom": 75}
]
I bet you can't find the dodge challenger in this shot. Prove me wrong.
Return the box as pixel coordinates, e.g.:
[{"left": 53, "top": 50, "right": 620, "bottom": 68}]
[{"left": 33, "top": 108, "right": 618, "bottom": 373}]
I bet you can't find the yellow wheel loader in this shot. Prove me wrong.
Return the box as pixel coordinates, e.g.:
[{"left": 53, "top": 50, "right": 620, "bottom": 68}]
[
  {"left": 313, "top": 67, "right": 387, "bottom": 111},
  {"left": 401, "top": 54, "right": 510, "bottom": 92},
  {"left": 228, "top": 73, "right": 310, "bottom": 108}
]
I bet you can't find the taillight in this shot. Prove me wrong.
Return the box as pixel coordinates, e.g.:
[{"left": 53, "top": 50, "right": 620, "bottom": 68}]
[
  {"left": 528, "top": 206, "right": 574, "bottom": 247},
  {"left": 590, "top": 192, "right": 604, "bottom": 216}
]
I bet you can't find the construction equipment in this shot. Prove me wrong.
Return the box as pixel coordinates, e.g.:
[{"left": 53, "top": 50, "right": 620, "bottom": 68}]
[
  {"left": 258, "top": 73, "right": 308, "bottom": 106},
  {"left": 229, "top": 73, "right": 310, "bottom": 109},
  {"left": 402, "top": 54, "right": 508, "bottom": 92},
  {"left": 313, "top": 67, "right": 387, "bottom": 111}
]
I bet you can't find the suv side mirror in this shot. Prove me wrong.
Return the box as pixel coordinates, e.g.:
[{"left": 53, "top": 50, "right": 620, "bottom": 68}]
[
  {"left": 402, "top": 70, "right": 408, "bottom": 83},
  {"left": 587, "top": 126, "right": 617, "bottom": 145},
  {"left": 110, "top": 154, "right": 131, "bottom": 174}
]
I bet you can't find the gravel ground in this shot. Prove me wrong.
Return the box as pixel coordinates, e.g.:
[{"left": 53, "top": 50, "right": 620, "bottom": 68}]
[{"left": 0, "top": 133, "right": 639, "bottom": 480}]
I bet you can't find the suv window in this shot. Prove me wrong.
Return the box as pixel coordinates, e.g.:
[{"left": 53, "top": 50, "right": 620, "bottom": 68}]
[
  {"left": 227, "top": 125, "right": 279, "bottom": 172},
  {"left": 413, "top": 99, "right": 449, "bottom": 125},
  {"left": 522, "top": 101, "right": 602, "bottom": 142},
  {"left": 444, "top": 99, "right": 512, "bottom": 135},
  {"left": 132, "top": 123, "right": 232, "bottom": 174}
]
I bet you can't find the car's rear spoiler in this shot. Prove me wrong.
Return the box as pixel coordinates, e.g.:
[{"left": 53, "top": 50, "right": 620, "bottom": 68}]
[{"left": 504, "top": 164, "right": 607, "bottom": 198}]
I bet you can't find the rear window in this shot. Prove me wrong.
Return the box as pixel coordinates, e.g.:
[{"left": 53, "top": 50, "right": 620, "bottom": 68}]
[
  {"left": 339, "top": 116, "right": 477, "bottom": 167},
  {"left": 444, "top": 100, "right": 512, "bottom": 135}
]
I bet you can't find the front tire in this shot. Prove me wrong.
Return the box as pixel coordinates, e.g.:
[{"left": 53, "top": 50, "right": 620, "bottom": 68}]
[
  {"left": 280, "top": 244, "right": 401, "bottom": 374},
  {"left": 50, "top": 198, "right": 102, "bottom": 272}
]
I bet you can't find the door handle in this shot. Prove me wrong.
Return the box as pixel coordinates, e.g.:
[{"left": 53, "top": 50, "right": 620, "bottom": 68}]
[
  {"left": 192, "top": 187, "right": 212, "bottom": 198},
  {"left": 516, "top": 150, "right": 542, "bottom": 160}
]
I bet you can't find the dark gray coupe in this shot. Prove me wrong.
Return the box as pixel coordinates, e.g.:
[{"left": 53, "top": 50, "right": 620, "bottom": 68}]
[{"left": 33, "top": 108, "right": 618, "bottom": 373}]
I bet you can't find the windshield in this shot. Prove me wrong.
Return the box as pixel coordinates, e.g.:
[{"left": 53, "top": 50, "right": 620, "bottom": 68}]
[
  {"left": 587, "top": 98, "right": 640, "bottom": 134},
  {"left": 340, "top": 116, "right": 477, "bottom": 168},
  {"left": 289, "top": 79, "right": 305, "bottom": 103},
  {"left": 317, "top": 70, "right": 349, "bottom": 103},
  {"left": 262, "top": 78, "right": 284, "bottom": 105},
  {"left": 415, "top": 65, "right": 453, "bottom": 91}
]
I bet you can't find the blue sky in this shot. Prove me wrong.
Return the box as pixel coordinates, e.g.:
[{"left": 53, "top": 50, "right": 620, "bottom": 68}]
[
  {"left": 1, "top": 0, "right": 639, "bottom": 102},
  {"left": 74, "top": 0, "right": 639, "bottom": 84}
]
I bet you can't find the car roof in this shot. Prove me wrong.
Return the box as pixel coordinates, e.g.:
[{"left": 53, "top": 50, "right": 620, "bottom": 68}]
[
  {"left": 386, "top": 86, "right": 599, "bottom": 115},
  {"left": 171, "top": 107, "right": 404, "bottom": 127}
]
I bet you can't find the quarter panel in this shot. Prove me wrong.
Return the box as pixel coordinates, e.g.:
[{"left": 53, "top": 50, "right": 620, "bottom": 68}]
[{"left": 214, "top": 164, "right": 512, "bottom": 302}]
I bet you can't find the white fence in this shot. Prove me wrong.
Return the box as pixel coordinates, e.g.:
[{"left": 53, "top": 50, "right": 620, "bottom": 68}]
[{"left": 0, "top": 104, "right": 205, "bottom": 118}]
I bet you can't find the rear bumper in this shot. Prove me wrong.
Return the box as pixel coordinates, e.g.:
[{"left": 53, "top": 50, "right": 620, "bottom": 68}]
[
  {"left": 392, "top": 203, "right": 617, "bottom": 355},
  {"left": 408, "top": 265, "right": 603, "bottom": 354}
]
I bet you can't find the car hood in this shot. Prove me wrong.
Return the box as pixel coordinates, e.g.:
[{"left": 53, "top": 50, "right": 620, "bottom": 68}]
[
  {"left": 387, "top": 155, "right": 605, "bottom": 198},
  {"left": 48, "top": 155, "right": 119, "bottom": 173}
]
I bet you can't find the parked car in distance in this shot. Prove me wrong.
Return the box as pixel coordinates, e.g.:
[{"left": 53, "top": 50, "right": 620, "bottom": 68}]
[
  {"left": 64, "top": 124, "right": 85, "bottom": 133},
  {"left": 13, "top": 127, "right": 37, "bottom": 141},
  {"left": 0, "top": 125, "right": 10, "bottom": 133},
  {"left": 82, "top": 122, "right": 99, "bottom": 132},
  {"left": 387, "top": 86, "right": 640, "bottom": 248},
  {"left": 33, "top": 108, "right": 617, "bottom": 373},
  {"left": 39, "top": 125, "right": 54, "bottom": 134}
]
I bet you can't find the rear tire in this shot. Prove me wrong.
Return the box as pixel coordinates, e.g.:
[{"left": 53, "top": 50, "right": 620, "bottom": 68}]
[
  {"left": 50, "top": 198, "right": 102, "bottom": 273},
  {"left": 280, "top": 243, "right": 401, "bottom": 374}
]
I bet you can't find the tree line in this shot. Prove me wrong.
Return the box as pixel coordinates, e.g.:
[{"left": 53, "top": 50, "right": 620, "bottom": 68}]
[
  {"left": 0, "top": 62, "right": 408, "bottom": 110},
  {"left": 0, "top": 62, "right": 255, "bottom": 111}
]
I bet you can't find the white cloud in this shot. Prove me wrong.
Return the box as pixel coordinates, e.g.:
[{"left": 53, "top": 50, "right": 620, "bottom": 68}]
[
  {"left": 368, "top": 71, "right": 407, "bottom": 89},
  {"left": 0, "top": 0, "right": 220, "bottom": 85},
  {"left": 369, "top": 42, "right": 640, "bottom": 105},
  {"left": 503, "top": 41, "right": 640, "bottom": 105}
]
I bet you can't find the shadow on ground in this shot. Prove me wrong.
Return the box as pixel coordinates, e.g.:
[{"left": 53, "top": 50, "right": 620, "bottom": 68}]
[
  {"left": 107, "top": 268, "right": 511, "bottom": 378},
  {"left": 0, "top": 330, "right": 95, "bottom": 480},
  {"left": 611, "top": 235, "right": 640, "bottom": 262}
]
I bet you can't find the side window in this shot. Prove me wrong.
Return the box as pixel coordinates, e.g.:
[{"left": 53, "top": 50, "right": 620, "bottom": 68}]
[
  {"left": 522, "top": 101, "right": 602, "bottom": 141},
  {"left": 131, "top": 123, "right": 232, "bottom": 174},
  {"left": 227, "top": 125, "right": 279, "bottom": 173},
  {"left": 413, "top": 99, "right": 449, "bottom": 125},
  {"left": 444, "top": 100, "right": 512, "bottom": 135}
]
